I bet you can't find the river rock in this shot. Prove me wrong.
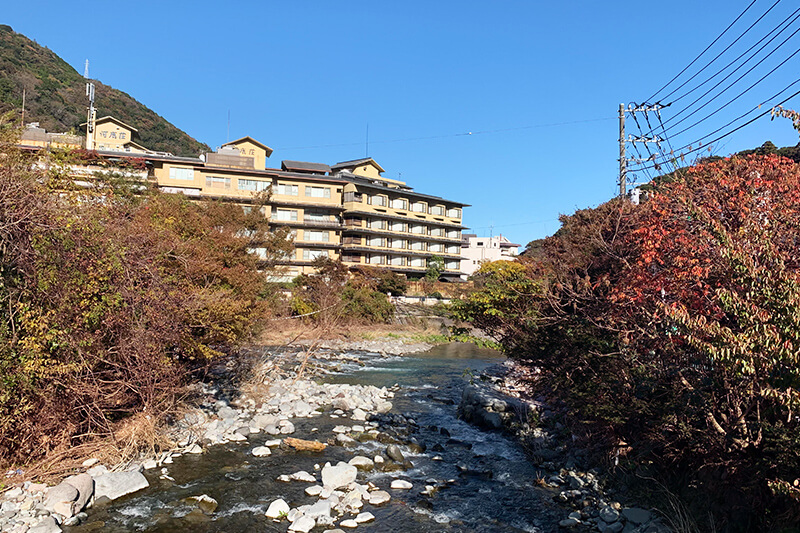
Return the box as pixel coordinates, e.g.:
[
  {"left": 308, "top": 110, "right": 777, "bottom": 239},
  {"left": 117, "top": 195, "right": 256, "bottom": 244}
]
[
  {"left": 559, "top": 517, "right": 580, "bottom": 528},
  {"left": 348, "top": 456, "right": 374, "bottom": 471},
  {"left": 93, "top": 471, "right": 149, "bottom": 501},
  {"left": 63, "top": 473, "right": 93, "bottom": 514},
  {"left": 385, "top": 444, "right": 404, "bottom": 462},
  {"left": 29, "top": 516, "right": 62, "bottom": 533},
  {"left": 289, "top": 515, "right": 316, "bottom": 532},
  {"left": 390, "top": 479, "right": 412, "bottom": 490},
  {"left": 265, "top": 498, "right": 290, "bottom": 519},
  {"left": 305, "top": 485, "right": 323, "bottom": 496},
  {"left": 252, "top": 446, "right": 272, "bottom": 457},
  {"left": 289, "top": 471, "right": 316, "bottom": 482},
  {"left": 355, "top": 512, "right": 375, "bottom": 523},
  {"left": 321, "top": 462, "right": 357, "bottom": 489},
  {"left": 599, "top": 506, "right": 620, "bottom": 523},
  {"left": 351, "top": 408, "right": 367, "bottom": 421},
  {"left": 184, "top": 494, "right": 217, "bottom": 514},
  {"left": 44, "top": 482, "right": 78, "bottom": 514},
  {"left": 368, "top": 490, "right": 391, "bottom": 505},
  {"left": 305, "top": 500, "right": 331, "bottom": 520},
  {"left": 623, "top": 507, "right": 652, "bottom": 524},
  {"left": 339, "top": 519, "right": 358, "bottom": 528}
]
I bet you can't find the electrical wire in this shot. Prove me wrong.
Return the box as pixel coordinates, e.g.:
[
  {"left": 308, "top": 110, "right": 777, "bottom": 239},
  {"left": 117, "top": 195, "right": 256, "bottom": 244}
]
[{"left": 645, "top": 0, "right": 761, "bottom": 103}]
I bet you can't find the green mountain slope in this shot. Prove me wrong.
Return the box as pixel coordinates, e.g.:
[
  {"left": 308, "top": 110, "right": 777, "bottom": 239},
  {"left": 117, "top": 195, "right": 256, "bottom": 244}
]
[{"left": 0, "top": 25, "right": 209, "bottom": 157}]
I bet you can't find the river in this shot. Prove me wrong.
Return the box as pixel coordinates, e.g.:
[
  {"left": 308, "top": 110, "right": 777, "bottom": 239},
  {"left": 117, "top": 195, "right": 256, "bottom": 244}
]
[{"left": 66, "top": 343, "right": 564, "bottom": 532}]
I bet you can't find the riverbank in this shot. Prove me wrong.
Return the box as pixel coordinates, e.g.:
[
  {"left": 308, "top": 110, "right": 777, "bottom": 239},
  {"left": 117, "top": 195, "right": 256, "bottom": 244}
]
[{"left": 1, "top": 336, "right": 672, "bottom": 533}]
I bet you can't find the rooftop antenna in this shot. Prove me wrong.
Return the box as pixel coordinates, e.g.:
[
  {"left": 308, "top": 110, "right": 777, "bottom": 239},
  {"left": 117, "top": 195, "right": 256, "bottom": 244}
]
[
  {"left": 227, "top": 110, "right": 230, "bottom": 143},
  {"left": 365, "top": 123, "right": 369, "bottom": 157},
  {"left": 84, "top": 60, "right": 96, "bottom": 150}
]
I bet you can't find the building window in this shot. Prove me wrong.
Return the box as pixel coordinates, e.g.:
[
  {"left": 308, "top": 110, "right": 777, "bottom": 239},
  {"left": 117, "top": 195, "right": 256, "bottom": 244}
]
[
  {"left": 411, "top": 225, "right": 426, "bottom": 235},
  {"left": 390, "top": 221, "right": 406, "bottom": 233},
  {"left": 169, "top": 167, "right": 195, "bottom": 181},
  {"left": 410, "top": 241, "right": 425, "bottom": 251},
  {"left": 447, "top": 230, "right": 461, "bottom": 239},
  {"left": 368, "top": 236, "right": 385, "bottom": 247},
  {"left": 430, "top": 227, "right": 444, "bottom": 237},
  {"left": 391, "top": 198, "right": 407, "bottom": 210},
  {"left": 410, "top": 257, "right": 425, "bottom": 268},
  {"left": 305, "top": 211, "right": 329, "bottom": 222},
  {"left": 390, "top": 256, "right": 405, "bottom": 266},
  {"left": 305, "top": 186, "right": 331, "bottom": 198},
  {"left": 446, "top": 207, "right": 461, "bottom": 218},
  {"left": 238, "top": 179, "right": 270, "bottom": 191},
  {"left": 429, "top": 243, "right": 443, "bottom": 253},
  {"left": 389, "top": 239, "right": 406, "bottom": 249},
  {"left": 430, "top": 205, "right": 445, "bottom": 216},
  {"left": 411, "top": 202, "right": 426, "bottom": 213},
  {"left": 303, "top": 249, "right": 328, "bottom": 260},
  {"left": 343, "top": 192, "right": 363, "bottom": 203},
  {"left": 447, "top": 245, "right": 460, "bottom": 254},
  {"left": 369, "top": 219, "right": 386, "bottom": 230},
  {"left": 369, "top": 195, "right": 387, "bottom": 207},
  {"left": 206, "top": 176, "right": 231, "bottom": 189},
  {"left": 275, "top": 183, "right": 298, "bottom": 196},
  {"left": 446, "top": 260, "right": 460, "bottom": 270},
  {"left": 273, "top": 209, "right": 298, "bottom": 222},
  {"left": 368, "top": 254, "right": 385, "bottom": 265},
  {"left": 304, "top": 230, "right": 330, "bottom": 242}
]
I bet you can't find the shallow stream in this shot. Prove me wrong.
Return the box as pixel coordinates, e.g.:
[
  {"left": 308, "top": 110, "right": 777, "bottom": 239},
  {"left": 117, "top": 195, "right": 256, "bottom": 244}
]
[{"left": 67, "top": 343, "right": 563, "bottom": 532}]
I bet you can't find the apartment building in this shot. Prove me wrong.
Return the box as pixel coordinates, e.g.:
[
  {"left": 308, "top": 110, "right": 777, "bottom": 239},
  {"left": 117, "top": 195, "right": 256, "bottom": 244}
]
[
  {"left": 19, "top": 119, "right": 468, "bottom": 282},
  {"left": 460, "top": 234, "right": 520, "bottom": 278}
]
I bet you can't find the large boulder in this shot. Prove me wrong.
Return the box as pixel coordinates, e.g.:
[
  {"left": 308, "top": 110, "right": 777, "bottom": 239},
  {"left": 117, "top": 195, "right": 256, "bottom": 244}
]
[
  {"left": 93, "top": 471, "right": 149, "bottom": 501},
  {"left": 63, "top": 473, "right": 93, "bottom": 514}
]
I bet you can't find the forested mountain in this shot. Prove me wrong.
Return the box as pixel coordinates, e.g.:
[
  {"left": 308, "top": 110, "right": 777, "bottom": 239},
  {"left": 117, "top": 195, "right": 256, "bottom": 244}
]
[{"left": 0, "top": 24, "right": 209, "bottom": 156}]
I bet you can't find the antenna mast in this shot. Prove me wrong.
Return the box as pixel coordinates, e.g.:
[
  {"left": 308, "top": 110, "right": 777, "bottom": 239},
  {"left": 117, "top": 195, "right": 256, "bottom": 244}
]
[{"left": 84, "top": 60, "right": 96, "bottom": 150}]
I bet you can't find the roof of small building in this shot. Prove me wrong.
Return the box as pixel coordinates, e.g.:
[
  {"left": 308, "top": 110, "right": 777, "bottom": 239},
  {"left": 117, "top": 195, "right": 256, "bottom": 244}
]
[
  {"left": 281, "top": 160, "right": 331, "bottom": 174},
  {"left": 82, "top": 116, "right": 139, "bottom": 133},
  {"left": 331, "top": 158, "right": 386, "bottom": 173},
  {"left": 221, "top": 136, "right": 274, "bottom": 157}
]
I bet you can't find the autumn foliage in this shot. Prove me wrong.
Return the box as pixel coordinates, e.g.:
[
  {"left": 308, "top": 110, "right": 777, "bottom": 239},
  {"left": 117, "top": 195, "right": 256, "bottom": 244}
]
[
  {"left": 0, "top": 121, "right": 290, "bottom": 466},
  {"left": 458, "top": 155, "right": 800, "bottom": 530}
]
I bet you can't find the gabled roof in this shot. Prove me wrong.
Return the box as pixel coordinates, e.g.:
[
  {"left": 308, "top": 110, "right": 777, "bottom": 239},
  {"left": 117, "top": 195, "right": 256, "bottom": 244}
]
[
  {"left": 82, "top": 115, "right": 139, "bottom": 133},
  {"left": 331, "top": 158, "right": 385, "bottom": 173},
  {"left": 221, "top": 136, "right": 274, "bottom": 157},
  {"left": 281, "top": 160, "right": 331, "bottom": 174}
]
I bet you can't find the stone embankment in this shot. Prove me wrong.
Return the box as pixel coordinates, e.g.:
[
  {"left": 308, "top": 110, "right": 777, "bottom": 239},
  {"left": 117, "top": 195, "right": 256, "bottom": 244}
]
[
  {"left": 458, "top": 364, "right": 673, "bottom": 533},
  {"left": 0, "top": 340, "right": 432, "bottom": 533}
]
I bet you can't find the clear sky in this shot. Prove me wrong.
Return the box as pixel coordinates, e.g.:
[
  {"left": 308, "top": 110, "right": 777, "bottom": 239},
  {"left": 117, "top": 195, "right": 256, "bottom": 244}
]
[{"left": 5, "top": 1, "right": 800, "bottom": 248}]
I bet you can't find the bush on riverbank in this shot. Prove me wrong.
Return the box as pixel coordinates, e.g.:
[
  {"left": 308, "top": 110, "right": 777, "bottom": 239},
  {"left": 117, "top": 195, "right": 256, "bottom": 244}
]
[
  {"left": 454, "top": 155, "right": 800, "bottom": 531},
  {"left": 0, "top": 121, "right": 291, "bottom": 467}
]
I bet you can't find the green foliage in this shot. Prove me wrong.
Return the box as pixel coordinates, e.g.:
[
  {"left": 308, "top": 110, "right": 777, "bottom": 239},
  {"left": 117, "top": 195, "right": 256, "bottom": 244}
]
[
  {"left": 0, "top": 28, "right": 208, "bottom": 156},
  {"left": 424, "top": 256, "right": 445, "bottom": 282}
]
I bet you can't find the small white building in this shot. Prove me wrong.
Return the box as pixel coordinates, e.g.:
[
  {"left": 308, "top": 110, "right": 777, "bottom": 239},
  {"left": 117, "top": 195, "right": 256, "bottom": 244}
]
[{"left": 460, "top": 234, "right": 520, "bottom": 278}]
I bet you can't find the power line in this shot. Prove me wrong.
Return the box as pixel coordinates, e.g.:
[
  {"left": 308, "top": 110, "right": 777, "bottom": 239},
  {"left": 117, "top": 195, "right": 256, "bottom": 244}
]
[
  {"left": 275, "top": 116, "right": 616, "bottom": 151},
  {"left": 658, "top": 0, "right": 785, "bottom": 105},
  {"left": 631, "top": 82, "right": 800, "bottom": 173},
  {"left": 646, "top": 0, "right": 760, "bottom": 103}
]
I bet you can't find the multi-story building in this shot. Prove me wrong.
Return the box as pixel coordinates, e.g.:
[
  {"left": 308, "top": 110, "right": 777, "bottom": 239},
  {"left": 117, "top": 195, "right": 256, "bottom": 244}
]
[
  {"left": 18, "top": 119, "right": 468, "bottom": 282},
  {"left": 334, "top": 158, "right": 467, "bottom": 281},
  {"left": 460, "top": 234, "right": 520, "bottom": 278}
]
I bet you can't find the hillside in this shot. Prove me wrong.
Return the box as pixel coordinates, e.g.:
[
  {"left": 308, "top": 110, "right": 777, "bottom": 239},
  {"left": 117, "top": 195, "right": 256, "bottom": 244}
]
[{"left": 0, "top": 25, "right": 209, "bottom": 157}]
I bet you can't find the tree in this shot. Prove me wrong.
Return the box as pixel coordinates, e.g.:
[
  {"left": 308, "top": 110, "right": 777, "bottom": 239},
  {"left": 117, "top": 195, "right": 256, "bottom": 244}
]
[{"left": 424, "top": 255, "right": 445, "bottom": 282}]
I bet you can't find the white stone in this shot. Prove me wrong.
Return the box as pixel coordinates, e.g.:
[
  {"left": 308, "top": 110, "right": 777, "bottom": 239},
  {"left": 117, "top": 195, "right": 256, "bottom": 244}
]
[
  {"left": 340, "top": 519, "right": 359, "bottom": 528},
  {"left": 390, "top": 479, "right": 412, "bottom": 490},
  {"left": 264, "top": 439, "right": 282, "bottom": 447},
  {"left": 251, "top": 446, "right": 272, "bottom": 457},
  {"left": 348, "top": 456, "right": 374, "bottom": 470},
  {"left": 368, "top": 490, "right": 390, "bottom": 505},
  {"left": 321, "top": 462, "right": 358, "bottom": 490},
  {"left": 93, "top": 471, "right": 149, "bottom": 501},
  {"left": 351, "top": 408, "right": 367, "bottom": 421},
  {"left": 332, "top": 425, "right": 350, "bottom": 434},
  {"left": 305, "top": 500, "right": 331, "bottom": 520},
  {"left": 288, "top": 515, "right": 316, "bottom": 533},
  {"left": 355, "top": 512, "right": 375, "bottom": 523},
  {"left": 265, "top": 498, "right": 290, "bottom": 519},
  {"left": 185, "top": 443, "right": 203, "bottom": 454},
  {"left": 289, "top": 471, "right": 316, "bottom": 483},
  {"left": 305, "top": 485, "right": 323, "bottom": 496},
  {"left": 81, "top": 458, "right": 99, "bottom": 468},
  {"left": 227, "top": 432, "right": 247, "bottom": 442}
]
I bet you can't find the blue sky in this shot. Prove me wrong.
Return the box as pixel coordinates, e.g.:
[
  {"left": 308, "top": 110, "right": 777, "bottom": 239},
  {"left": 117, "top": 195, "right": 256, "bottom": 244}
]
[{"left": 5, "top": 1, "right": 800, "bottom": 248}]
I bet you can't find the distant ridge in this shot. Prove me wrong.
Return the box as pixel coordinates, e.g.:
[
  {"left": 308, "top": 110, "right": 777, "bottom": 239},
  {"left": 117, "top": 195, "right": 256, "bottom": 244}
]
[{"left": 0, "top": 25, "right": 209, "bottom": 157}]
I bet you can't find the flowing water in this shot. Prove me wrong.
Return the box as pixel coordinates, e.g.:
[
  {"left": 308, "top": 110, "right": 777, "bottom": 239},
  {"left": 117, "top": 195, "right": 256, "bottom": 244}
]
[{"left": 67, "top": 343, "right": 563, "bottom": 532}]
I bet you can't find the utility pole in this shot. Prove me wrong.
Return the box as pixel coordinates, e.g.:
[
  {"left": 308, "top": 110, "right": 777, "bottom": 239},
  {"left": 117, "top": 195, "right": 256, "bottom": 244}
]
[
  {"left": 618, "top": 102, "right": 668, "bottom": 198},
  {"left": 618, "top": 104, "right": 626, "bottom": 197}
]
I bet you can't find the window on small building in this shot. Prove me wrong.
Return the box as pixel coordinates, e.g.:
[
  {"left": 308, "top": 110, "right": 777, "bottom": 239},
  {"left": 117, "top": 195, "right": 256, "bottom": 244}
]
[
  {"left": 238, "top": 179, "right": 270, "bottom": 191},
  {"left": 391, "top": 198, "right": 407, "bottom": 210},
  {"left": 304, "top": 230, "right": 330, "bottom": 242},
  {"left": 206, "top": 176, "right": 231, "bottom": 189},
  {"left": 411, "top": 202, "right": 426, "bottom": 213},
  {"left": 303, "top": 249, "right": 328, "bottom": 260},
  {"left": 169, "top": 167, "right": 195, "bottom": 181},
  {"left": 275, "top": 183, "right": 299, "bottom": 196},
  {"left": 305, "top": 186, "right": 331, "bottom": 198},
  {"left": 273, "top": 209, "right": 298, "bottom": 222},
  {"left": 430, "top": 205, "right": 445, "bottom": 216},
  {"left": 446, "top": 207, "right": 461, "bottom": 218}
]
